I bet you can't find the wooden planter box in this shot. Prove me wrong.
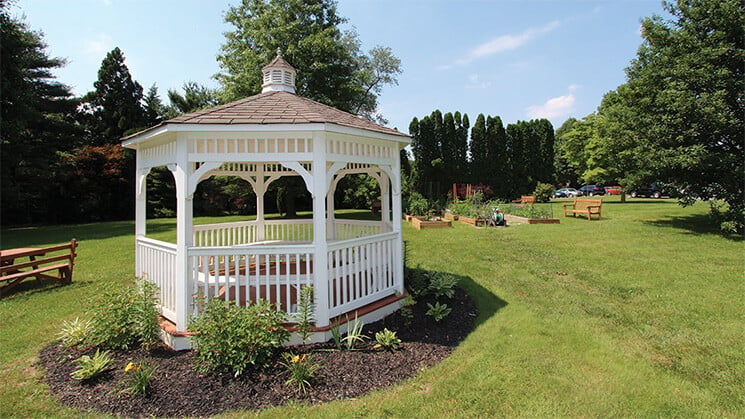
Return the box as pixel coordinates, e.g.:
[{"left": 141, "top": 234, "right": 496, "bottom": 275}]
[
  {"left": 458, "top": 215, "right": 486, "bottom": 226},
  {"left": 504, "top": 214, "right": 560, "bottom": 224},
  {"left": 404, "top": 214, "right": 426, "bottom": 222},
  {"left": 443, "top": 212, "right": 458, "bottom": 221},
  {"left": 411, "top": 217, "right": 451, "bottom": 230}
]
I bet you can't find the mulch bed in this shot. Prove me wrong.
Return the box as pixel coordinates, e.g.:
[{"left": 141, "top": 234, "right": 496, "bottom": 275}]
[{"left": 39, "top": 288, "right": 477, "bottom": 417}]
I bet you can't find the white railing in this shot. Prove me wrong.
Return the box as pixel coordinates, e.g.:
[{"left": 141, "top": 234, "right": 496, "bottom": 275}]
[
  {"left": 188, "top": 244, "right": 314, "bottom": 317},
  {"left": 332, "top": 219, "right": 390, "bottom": 241},
  {"left": 136, "top": 237, "right": 178, "bottom": 321},
  {"left": 193, "top": 219, "right": 314, "bottom": 247},
  {"left": 326, "top": 232, "right": 399, "bottom": 317},
  {"left": 264, "top": 219, "right": 314, "bottom": 242}
]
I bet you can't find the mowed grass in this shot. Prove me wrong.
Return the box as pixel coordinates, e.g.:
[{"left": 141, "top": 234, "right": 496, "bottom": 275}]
[{"left": 1, "top": 197, "right": 742, "bottom": 417}]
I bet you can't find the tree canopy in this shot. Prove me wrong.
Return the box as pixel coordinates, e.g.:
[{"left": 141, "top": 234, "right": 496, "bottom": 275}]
[{"left": 215, "top": 0, "right": 401, "bottom": 121}]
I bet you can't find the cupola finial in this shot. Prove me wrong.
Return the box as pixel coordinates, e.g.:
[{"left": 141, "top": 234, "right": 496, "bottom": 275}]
[{"left": 261, "top": 48, "right": 296, "bottom": 94}]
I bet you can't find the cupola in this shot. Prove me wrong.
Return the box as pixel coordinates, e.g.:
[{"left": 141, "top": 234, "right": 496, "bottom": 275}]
[{"left": 261, "top": 48, "right": 297, "bottom": 94}]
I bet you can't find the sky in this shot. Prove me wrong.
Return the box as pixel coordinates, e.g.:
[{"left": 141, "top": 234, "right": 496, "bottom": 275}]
[{"left": 13, "top": 0, "right": 668, "bottom": 133}]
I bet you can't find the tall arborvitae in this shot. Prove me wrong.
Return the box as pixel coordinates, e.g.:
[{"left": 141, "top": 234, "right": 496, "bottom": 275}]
[
  {"left": 441, "top": 112, "right": 457, "bottom": 188},
  {"left": 506, "top": 121, "right": 528, "bottom": 197},
  {"left": 454, "top": 112, "right": 469, "bottom": 182},
  {"left": 469, "top": 114, "right": 488, "bottom": 185},
  {"left": 535, "top": 119, "right": 555, "bottom": 184},
  {"left": 485, "top": 115, "right": 509, "bottom": 199}
]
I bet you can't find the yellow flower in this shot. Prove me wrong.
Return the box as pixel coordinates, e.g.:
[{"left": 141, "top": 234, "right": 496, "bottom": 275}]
[
  {"left": 291, "top": 355, "right": 301, "bottom": 364},
  {"left": 124, "top": 362, "right": 137, "bottom": 372}
]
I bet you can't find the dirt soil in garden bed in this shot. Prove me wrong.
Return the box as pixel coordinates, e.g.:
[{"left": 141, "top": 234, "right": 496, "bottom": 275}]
[{"left": 39, "top": 288, "right": 477, "bottom": 417}]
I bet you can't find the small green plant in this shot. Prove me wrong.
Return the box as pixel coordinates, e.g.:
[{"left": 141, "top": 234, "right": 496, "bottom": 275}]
[
  {"left": 342, "top": 313, "right": 367, "bottom": 350},
  {"left": 121, "top": 359, "right": 157, "bottom": 396},
  {"left": 88, "top": 279, "right": 161, "bottom": 350},
  {"left": 373, "top": 328, "right": 402, "bottom": 351},
  {"left": 294, "top": 286, "right": 315, "bottom": 343},
  {"left": 426, "top": 302, "right": 452, "bottom": 322},
  {"left": 70, "top": 349, "right": 113, "bottom": 381},
  {"left": 329, "top": 320, "right": 343, "bottom": 350},
  {"left": 58, "top": 317, "right": 93, "bottom": 348},
  {"left": 280, "top": 352, "right": 321, "bottom": 394},
  {"left": 407, "top": 192, "right": 434, "bottom": 216},
  {"left": 187, "top": 298, "right": 289, "bottom": 376},
  {"left": 399, "top": 294, "right": 416, "bottom": 321},
  {"left": 405, "top": 266, "right": 429, "bottom": 297},
  {"left": 427, "top": 272, "right": 459, "bottom": 299}
]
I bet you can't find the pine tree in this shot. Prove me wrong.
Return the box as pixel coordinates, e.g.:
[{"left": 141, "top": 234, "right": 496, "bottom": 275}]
[
  {"left": 80, "top": 47, "right": 147, "bottom": 145},
  {"left": 485, "top": 115, "right": 509, "bottom": 199},
  {"left": 1, "top": 2, "right": 79, "bottom": 224},
  {"left": 469, "top": 114, "right": 488, "bottom": 186}
]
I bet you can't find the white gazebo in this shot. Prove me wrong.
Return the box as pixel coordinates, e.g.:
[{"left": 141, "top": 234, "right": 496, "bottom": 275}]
[{"left": 122, "top": 52, "right": 410, "bottom": 349}]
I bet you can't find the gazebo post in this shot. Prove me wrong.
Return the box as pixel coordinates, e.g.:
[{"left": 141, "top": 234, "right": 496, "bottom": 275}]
[
  {"left": 171, "top": 139, "right": 193, "bottom": 332},
  {"left": 326, "top": 188, "right": 336, "bottom": 241},
  {"left": 312, "top": 133, "right": 330, "bottom": 327},
  {"left": 390, "top": 165, "right": 404, "bottom": 295},
  {"left": 255, "top": 165, "right": 266, "bottom": 242}
]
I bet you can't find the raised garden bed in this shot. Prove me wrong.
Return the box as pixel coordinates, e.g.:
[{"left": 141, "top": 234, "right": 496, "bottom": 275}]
[
  {"left": 457, "top": 216, "right": 486, "bottom": 227},
  {"left": 442, "top": 212, "right": 458, "bottom": 221},
  {"left": 410, "top": 217, "right": 452, "bottom": 230},
  {"left": 504, "top": 214, "right": 560, "bottom": 224}
]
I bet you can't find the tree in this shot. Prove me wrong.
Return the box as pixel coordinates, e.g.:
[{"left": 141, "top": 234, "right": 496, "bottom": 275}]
[
  {"left": 143, "top": 84, "right": 166, "bottom": 126},
  {"left": 1, "top": 2, "right": 79, "bottom": 224},
  {"left": 595, "top": 0, "right": 744, "bottom": 231},
  {"left": 216, "top": 0, "right": 401, "bottom": 119},
  {"left": 166, "top": 81, "right": 220, "bottom": 117},
  {"left": 485, "top": 115, "right": 509, "bottom": 199},
  {"left": 79, "top": 47, "right": 147, "bottom": 144},
  {"left": 469, "top": 114, "right": 488, "bottom": 185}
]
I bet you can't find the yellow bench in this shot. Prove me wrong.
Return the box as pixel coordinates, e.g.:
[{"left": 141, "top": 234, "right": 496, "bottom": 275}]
[{"left": 563, "top": 199, "right": 602, "bottom": 220}]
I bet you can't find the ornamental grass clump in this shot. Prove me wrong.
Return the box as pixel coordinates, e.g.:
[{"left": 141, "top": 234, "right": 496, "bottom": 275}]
[
  {"left": 58, "top": 317, "right": 93, "bottom": 348},
  {"left": 280, "top": 352, "right": 321, "bottom": 394},
  {"left": 88, "top": 279, "right": 160, "bottom": 350},
  {"left": 187, "top": 298, "right": 289, "bottom": 376}
]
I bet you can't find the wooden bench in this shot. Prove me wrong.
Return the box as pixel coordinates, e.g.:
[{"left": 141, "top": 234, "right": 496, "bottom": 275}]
[
  {"left": 0, "top": 239, "right": 78, "bottom": 296},
  {"left": 511, "top": 195, "right": 536, "bottom": 207},
  {"left": 563, "top": 199, "right": 603, "bottom": 220}
]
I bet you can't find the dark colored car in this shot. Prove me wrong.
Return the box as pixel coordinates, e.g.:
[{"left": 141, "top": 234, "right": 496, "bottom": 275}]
[
  {"left": 578, "top": 185, "right": 605, "bottom": 196},
  {"left": 629, "top": 183, "right": 677, "bottom": 198}
]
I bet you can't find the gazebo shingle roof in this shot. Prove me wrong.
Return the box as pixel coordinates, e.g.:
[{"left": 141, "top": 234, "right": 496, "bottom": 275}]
[{"left": 125, "top": 91, "right": 408, "bottom": 140}]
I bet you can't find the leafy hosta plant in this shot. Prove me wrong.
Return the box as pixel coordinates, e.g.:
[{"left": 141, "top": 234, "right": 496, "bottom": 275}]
[
  {"left": 71, "top": 349, "right": 113, "bottom": 381},
  {"left": 373, "top": 328, "right": 401, "bottom": 351},
  {"left": 427, "top": 272, "right": 459, "bottom": 300},
  {"left": 426, "top": 302, "right": 452, "bottom": 322}
]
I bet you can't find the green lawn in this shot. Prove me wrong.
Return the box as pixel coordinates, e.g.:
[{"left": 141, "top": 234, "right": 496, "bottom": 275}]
[{"left": 1, "top": 197, "right": 742, "bottom": 417}]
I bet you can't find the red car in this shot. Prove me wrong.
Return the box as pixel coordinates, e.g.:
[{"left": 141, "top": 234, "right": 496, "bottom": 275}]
[{"left": 604, "top": 186, "right": 623, "bottom": 195}]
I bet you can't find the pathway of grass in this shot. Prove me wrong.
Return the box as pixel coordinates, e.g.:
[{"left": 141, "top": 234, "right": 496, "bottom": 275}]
[{"left": 1, "top": 198, "right": 742, "bottom": 417}]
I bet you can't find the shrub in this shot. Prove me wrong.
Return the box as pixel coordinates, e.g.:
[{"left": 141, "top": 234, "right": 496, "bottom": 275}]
[
  {"left": 280, "top": 353, "right": 321, "bottom": 394},
  {"left": 405, "top": 266, "right": 429, "bottom": 297},
  {"left": 407, "top": 192, "right": 434, "bottom": 217},
  {"left": 187, "top": 298, "right": 289, "bottom": 376},
  {"left": 533, "top": 182, "right": 555, "bottom": 203},
  {"left": 70, "top": 349, "right": 113, "bottom": 381},
  {"left": 58, "top": 317, "right": 93, "bottom": 348},
  {"left": 88, "top": 279, "right": 160, "bottom": 350}
]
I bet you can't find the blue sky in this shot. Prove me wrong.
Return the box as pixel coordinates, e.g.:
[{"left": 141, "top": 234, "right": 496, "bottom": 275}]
[{"left": 13, "top": 0, "right": 667, "bottom": 132}]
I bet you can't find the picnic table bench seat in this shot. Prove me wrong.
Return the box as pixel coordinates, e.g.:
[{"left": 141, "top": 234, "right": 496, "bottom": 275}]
[
  {"left": 0, "top": 239, "right": 78, "bottom": 296},
  {"left": 511, "top": 196, "right": 536, "bottom": 207}
]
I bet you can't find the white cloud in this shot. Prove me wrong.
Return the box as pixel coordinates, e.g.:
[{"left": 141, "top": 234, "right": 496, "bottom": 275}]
[
  {"left": 465, "top": 73, "right": 492, "bottom": 89},
  {"left": 440, "top": 20, "right": 560, "bottom": 69},
  {"left": 84, "top": 33, "right": 113, "bottom": 57},
  {"left": 526, "top": 90, "right": 577, "bottom": 119}
]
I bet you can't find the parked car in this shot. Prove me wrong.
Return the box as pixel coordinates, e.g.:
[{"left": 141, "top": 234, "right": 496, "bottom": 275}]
[
  {"left": 604, "top": 185, "right": 622, "bottom": 195},
  {"left": 578, "top": 185, "right": 605, "bottom": 196},
  {"left": 629, "top": 183, "right": 677, "bottom": 198},
  {"left": 554, "top": 188, "right": 580, "bottom": 198}
]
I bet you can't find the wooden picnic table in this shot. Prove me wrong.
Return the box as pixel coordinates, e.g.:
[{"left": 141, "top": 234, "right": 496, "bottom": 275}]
[{"left": 0, "top": 240, "right": 78, "bottom": 296}]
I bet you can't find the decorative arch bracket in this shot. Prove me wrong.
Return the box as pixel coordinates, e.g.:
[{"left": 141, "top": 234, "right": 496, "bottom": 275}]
[
  {"left": 186, "top": 162, "right": 224, "bottom": 198},
  {"left": 279, "top": 161, "right": 314, "bottom": 197}
]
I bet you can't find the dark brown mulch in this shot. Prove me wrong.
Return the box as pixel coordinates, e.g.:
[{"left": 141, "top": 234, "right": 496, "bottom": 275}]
[{"left": 39, "top": 288, "right": 476, "bottom": 417}]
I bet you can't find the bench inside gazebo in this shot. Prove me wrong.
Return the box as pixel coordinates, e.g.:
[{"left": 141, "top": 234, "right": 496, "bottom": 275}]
[{"left": 122, "top": 51, "right": 410, "bottom": 349}]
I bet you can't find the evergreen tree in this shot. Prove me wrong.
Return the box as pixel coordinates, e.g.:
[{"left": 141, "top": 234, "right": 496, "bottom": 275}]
[
  {"left": 469, "top": 114, "right": 488, "bottom": 185},
  {"left": 535, "top": 118, "right": 556, "bottom": 184},
  {"left": 506, "top": 121, "right": 528, "bottom": 197},
  {"left": 454, "top": 112, "right": 469, "bottom": 182},
  {"left": 166, "top": 81, "right": 220, "bottom": 117},
  {"left": 1, "top": 2, "right": 79, "bottom": 224},
  {"left": 143, "top": 84, "right": 166, "bottom": 126},
  {"left": 80, "top": 47, "right": 147, "bottom": 145},
  {"left": 485, "top": 115, "right": 509, "bottom": 199}
]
